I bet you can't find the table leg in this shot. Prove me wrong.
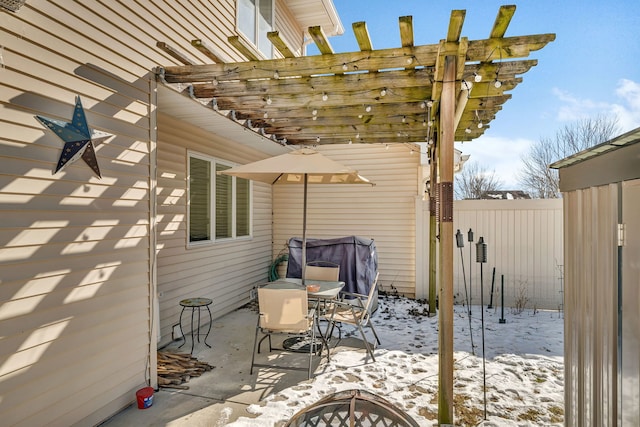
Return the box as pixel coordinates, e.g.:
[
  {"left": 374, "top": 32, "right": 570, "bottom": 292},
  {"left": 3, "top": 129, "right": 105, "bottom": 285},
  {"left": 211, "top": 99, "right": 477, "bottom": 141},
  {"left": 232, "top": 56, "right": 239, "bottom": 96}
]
[
  {"left": 190, "top": 307, "right": 196, "bottom": 354},
  {"left": 178, "top": 306, "right": 187, "bottom": 349},
  {"left": 203, "top": 304, "right": 212, "bottom": 348}
]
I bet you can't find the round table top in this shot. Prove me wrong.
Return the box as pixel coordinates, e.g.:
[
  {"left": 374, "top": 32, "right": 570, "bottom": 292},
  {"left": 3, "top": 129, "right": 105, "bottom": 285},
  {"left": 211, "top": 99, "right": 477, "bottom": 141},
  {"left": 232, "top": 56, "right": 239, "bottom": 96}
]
[{"left": 179, "top": 297, "right": 213, "bottom": 307}]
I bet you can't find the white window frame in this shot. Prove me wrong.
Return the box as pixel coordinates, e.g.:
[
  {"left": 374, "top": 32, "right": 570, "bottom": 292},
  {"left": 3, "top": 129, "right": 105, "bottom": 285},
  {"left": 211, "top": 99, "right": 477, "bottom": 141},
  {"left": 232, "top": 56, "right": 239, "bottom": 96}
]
[
  {"left": 187, "top": 152, "right": 253, "bottom": 247},
  {"left": 237, "top": 0, "right": 274, "bottom": 59}
]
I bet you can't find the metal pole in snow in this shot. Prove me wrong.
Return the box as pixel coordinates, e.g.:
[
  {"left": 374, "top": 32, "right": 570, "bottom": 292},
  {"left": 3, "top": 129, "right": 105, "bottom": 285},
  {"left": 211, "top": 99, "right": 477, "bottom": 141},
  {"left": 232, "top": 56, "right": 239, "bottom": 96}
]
[
  {"left": 476, "top": 236, "right": 488, "bottom": 421},
  {"left": 499, "top": 274, "right": 506, "bottom": 324},
  {"left": 456, "top": 230, "right": 475, "bottom": 355}
]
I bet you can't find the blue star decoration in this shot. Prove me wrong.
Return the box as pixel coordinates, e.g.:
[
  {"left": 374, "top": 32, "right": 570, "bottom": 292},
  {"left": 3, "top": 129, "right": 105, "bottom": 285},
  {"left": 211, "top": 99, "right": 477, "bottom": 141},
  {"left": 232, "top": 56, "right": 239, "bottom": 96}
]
[{"left": 35, "top": 96, "right": 111, "bottom": 178}]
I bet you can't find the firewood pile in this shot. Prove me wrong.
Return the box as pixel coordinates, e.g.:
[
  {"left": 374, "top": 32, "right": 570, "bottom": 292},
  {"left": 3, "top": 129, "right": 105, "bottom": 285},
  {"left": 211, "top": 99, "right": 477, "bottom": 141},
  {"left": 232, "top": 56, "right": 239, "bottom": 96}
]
[{"left": 157, "top": 350, "right": 215, "bottom": 390}]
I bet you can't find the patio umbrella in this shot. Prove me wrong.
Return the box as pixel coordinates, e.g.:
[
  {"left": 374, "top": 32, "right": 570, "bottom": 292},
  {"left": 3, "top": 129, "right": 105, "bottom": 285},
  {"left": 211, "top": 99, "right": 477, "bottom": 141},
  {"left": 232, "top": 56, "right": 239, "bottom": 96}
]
[{"left": 218, "top": 148, "right": 374, "bottom": 281}]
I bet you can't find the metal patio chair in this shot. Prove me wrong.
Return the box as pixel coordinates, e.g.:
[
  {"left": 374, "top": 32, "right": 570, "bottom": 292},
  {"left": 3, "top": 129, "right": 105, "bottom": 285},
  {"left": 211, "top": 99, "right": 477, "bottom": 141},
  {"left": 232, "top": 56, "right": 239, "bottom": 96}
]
[
  {"left": 250, "top": 287, "right": 328, "bottom": 379},
  {"left": 325, "top": 272, "right": 381, "bottom": 362},
  {"left": 304, "top": 260, "right": 340, "bottom": 281}
]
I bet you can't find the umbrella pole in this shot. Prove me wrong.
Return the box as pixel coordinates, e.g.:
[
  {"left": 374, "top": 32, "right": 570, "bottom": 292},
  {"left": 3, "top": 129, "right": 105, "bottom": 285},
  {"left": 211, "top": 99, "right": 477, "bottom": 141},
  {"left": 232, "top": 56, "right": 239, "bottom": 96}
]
[{"left": 302, "top": 173, "right": 308, "bottom": 284}]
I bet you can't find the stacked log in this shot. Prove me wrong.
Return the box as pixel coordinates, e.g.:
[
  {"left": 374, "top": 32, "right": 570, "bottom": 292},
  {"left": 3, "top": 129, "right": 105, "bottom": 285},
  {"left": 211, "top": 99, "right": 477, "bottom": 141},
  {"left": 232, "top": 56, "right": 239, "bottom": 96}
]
[{"left": 157, "top": 350, "right": 215, "bottom": 390}]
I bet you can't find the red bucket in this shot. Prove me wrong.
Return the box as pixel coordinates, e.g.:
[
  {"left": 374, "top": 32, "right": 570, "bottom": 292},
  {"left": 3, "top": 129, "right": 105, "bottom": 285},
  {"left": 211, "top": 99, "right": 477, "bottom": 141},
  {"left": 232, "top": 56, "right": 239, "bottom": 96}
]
[{"left": 136, "top": 386, "right": 154, "bottom": 409}]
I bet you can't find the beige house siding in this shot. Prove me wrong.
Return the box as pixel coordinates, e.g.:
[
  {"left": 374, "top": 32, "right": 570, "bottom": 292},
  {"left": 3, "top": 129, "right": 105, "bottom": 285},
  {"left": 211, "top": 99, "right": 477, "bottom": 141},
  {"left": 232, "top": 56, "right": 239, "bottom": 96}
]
[
  {"left": 272, "top": 144, "right": 421, "bottom": 296},
  {"left": 0, "top": 0, "right": 309, "bottom": 425},
  {"left": 155, "top": 113, "right": 276, "bottom": 346}
]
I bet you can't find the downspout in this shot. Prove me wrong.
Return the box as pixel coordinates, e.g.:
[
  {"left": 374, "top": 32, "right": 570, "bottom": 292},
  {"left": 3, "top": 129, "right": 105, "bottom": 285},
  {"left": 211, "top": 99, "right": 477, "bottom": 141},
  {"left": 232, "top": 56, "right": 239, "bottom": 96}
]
[{"left": 148, "top": 71, "right": 159, "bottom": 389}]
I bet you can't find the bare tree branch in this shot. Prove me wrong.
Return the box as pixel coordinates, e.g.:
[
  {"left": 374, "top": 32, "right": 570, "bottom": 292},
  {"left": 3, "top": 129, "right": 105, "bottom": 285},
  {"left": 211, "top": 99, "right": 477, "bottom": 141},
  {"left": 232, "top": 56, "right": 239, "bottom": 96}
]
[
  {"left": 518, "top": 115, "right": 619, "bottom": 198},
  {"left": 455, "top": 162, "right": 503, "bottom": 199}
]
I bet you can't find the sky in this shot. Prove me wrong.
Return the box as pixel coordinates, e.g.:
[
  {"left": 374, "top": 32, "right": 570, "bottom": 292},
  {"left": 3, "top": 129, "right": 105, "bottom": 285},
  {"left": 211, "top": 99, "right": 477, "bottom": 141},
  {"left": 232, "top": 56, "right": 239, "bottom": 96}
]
[
  {"left": 309, "top": 0, "right": 640, "bottom": 188},
  {"left": 228, "top": 296, "right": 565, "bottom": 426}
]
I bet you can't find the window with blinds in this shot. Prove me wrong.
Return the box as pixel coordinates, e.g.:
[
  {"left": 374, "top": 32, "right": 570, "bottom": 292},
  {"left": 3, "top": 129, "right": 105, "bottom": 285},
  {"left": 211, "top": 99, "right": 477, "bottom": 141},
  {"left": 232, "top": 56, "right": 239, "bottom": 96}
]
[{"left": 188, "top": 153, "right": 251, "bottom": 244}]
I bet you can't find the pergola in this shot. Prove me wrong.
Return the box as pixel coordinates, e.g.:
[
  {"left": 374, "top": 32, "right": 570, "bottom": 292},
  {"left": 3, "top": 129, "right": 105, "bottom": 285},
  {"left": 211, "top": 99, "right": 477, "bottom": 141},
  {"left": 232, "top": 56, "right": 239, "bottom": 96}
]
[{"left": 157, "top": 4, "right": 554, "bottom": 424}]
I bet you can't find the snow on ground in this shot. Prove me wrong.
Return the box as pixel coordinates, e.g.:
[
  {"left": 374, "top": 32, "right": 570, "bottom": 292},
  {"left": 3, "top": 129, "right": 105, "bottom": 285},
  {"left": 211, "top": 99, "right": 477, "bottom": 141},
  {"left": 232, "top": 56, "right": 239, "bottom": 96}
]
[{"left": 228, "top": 294, "right": 564, "bottom": 426}]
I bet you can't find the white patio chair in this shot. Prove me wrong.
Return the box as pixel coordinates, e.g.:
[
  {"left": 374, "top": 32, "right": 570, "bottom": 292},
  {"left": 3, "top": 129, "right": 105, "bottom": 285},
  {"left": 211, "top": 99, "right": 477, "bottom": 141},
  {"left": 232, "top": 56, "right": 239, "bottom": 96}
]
[
  {"left": 325, "top": 272, "right": 381, "bottom": 362},
  {"left": 250, "top": 288, "right": 329, "bottom": 379},
  {"left": 304, "top": 261, "right": 340, "bottom": 281}
]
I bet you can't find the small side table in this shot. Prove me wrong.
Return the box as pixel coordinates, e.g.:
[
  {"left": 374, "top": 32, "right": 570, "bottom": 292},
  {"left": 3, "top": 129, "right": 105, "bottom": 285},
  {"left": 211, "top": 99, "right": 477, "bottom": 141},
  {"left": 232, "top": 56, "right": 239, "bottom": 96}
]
[{"left": 178, "top": 297, "right": 213, "bottom": 354}]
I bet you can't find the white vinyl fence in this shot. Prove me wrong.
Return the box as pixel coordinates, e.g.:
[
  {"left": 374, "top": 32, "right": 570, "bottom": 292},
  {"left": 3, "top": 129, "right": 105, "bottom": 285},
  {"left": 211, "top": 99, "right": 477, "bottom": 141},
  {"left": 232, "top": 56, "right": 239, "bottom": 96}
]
[{"left": 417, "top": 199, "right": 564, "bottom": 311}]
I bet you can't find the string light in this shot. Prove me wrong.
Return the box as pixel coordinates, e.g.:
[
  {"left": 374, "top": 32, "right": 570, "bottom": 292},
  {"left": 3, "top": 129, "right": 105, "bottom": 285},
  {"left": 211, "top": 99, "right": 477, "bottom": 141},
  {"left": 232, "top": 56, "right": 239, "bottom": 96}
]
[
  {"left": 316, "top": 136, "right": 320, "bottom": 143},
  {"left": 312, "top": 109, "right": 318, "bottom": 116},
  {"left": 465, "top": 127, "right": 472, "bottom": 134},
  {"left": 473, "top": 72, "right": 482, "bottom": 82},
  {"left": 380, "top": 88, "right": 387, "bottom": 97},
  {"left": 493, "top": 79, "right": 502, "bottom": 88},
  {"left": 423, "top": 120, "right": 427, "bottom": 127},
  {"left": 273, "top": 70, "right": 280, "bottom": 79},
  {"left": 406, "top": 56, "right": 413, "bottom": 65},
  {"left": 263, "top": 111, "right": 268, "bottom": 118},
  {"left": 312, "top": 116, "right": 317, "bottom": 121},
  {"left": 365, "top": 105, "right": 372, "bottom": 112},
  {"left": 322, "top": 92, "right": 328, "bottom": 101},
  {"left": 420, "top": 101, "right": 426, "bottom": 109},
  {"left": 342, "top": 63, "right": 348, "bottom": 71},
  {"left": 266, "top": 96, "right": 272, "bottom": 105},
  {"left": 426, "top": 100, "right": 433, "bottom": 108},
  {"left": 402, "top": 115, "right": 406, "bottom": 123},
  {"left": 212, "top": 77, "right": 219, "bottom": 86}
]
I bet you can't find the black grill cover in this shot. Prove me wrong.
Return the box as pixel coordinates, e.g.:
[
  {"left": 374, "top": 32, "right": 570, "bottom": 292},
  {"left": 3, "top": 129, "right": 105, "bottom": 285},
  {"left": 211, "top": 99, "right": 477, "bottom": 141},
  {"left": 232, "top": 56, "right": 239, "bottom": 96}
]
[{"left": 286, "top": 236, "right": 378, "bottom": 297}]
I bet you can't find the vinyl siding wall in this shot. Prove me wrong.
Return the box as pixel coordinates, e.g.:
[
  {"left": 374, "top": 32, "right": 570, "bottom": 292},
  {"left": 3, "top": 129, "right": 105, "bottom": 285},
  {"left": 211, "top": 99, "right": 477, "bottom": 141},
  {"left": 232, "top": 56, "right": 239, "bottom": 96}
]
[
  {"left": 155, "top": 114, "right": 276, "bottom": 346},
  {"left": 0, "top": 1, "right": 304, "bottom": 425},
  {"left": 272, "top": 144, "right": 421, "bottom": 297}
]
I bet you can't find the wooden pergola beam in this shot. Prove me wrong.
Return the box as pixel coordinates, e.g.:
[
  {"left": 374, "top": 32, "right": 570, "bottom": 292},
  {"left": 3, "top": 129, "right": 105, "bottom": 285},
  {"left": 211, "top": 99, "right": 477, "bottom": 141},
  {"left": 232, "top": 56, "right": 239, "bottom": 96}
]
[
  {"left": 191, "top": 39, "right": 225, "bottom": 63},
  {"left": 309, "top": 25, "right": 335, "bottom": 54},
  {"left": 267, "top": 31, "right": 297, "bottom": 58},
  {"left": 352, "top": 21, "right": 373, "bottom": 51},
  {"left": 490, "top": 5, "right": 517, "bottom": 38},
  {"left": 228, "top": 35, "right": 261, "bottom": 61},
  {"left": 156, "top": 42, "right": 194, "bottom": 65},
  {"left": 399, "top": 16, "right": 414, "bottom": 47}
]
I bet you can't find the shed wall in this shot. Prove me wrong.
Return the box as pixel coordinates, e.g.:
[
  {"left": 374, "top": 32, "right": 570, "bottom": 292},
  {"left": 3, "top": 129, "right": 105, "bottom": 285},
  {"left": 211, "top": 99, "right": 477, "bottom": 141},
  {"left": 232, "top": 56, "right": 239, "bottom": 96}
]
[{"left": 562, "top": 185, "right": 619, "bottom": 426}]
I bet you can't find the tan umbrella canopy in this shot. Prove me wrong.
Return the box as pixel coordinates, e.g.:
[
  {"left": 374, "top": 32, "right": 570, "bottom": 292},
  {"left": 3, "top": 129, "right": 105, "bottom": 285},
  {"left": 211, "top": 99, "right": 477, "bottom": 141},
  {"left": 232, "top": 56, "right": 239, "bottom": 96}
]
[{"left": 219, "top": 148, "right": 374, "bottom": 279}]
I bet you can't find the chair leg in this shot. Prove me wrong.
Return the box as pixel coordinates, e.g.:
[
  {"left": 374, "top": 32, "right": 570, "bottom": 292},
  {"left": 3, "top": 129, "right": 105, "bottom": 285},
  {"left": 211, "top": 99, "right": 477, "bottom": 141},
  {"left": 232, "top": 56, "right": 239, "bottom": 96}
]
[
  {"left": 368, "top": 321, "right": 382, "bottom": 346},
  {"left": 250, "top": 324, "right": 261, "bottom": 375},
  {"left": 307, "top": 324, "right": 316, "bottom": 379},
  {"left": 355, "top": 321, "right": 376, "bottom": 362}
]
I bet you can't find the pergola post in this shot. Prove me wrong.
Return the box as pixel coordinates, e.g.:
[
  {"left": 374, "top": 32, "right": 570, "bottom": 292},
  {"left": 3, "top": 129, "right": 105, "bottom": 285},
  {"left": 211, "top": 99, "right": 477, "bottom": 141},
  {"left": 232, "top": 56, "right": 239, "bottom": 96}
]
[
  {"left": 428, "top": 140, "right": 438, "bottom": 317},
  {"left": 438, "top": 54, "right": 457, "bottom": 426}
]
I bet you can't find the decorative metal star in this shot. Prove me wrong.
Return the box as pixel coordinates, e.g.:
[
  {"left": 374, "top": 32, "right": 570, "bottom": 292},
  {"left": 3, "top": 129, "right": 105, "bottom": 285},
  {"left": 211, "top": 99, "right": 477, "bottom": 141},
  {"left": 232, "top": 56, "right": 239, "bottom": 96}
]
[{"left": 35, "top": 96, "right": 111, "bottom": 178}]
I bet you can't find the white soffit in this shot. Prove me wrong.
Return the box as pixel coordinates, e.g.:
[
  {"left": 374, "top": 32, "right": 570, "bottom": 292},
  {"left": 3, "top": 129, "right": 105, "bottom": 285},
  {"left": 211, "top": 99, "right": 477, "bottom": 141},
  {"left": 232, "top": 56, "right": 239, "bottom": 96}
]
[
  {"left": 157, "top": 83, "right": 290, "bottom": 156},
  {"left": 286, "top": 0, "right": 344, "bottom": 37}
]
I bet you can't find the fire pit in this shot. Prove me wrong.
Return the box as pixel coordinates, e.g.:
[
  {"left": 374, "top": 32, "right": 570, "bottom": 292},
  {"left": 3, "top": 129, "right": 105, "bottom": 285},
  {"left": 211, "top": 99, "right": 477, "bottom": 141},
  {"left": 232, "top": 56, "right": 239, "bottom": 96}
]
[{"left": 286, "top": 389, "right": 419, "bottom": 427}]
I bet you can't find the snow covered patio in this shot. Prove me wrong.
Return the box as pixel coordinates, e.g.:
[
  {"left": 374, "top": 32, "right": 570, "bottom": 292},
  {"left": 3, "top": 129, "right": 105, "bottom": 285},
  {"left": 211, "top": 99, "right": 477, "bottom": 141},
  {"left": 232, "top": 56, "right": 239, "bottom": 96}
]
[{"left": 102, "top": 294, "right": 563, "bottom": 426}]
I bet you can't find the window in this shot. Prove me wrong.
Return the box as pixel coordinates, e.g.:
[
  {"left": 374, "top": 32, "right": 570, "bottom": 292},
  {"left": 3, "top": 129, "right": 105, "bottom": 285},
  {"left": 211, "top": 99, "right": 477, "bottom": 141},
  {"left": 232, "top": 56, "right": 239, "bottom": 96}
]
[
  {"left": 188, "top": 153, "right": 252, "bottom": 244},
  {"left": 237, "top": 0, "right": 273, "bottom": 59}
]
